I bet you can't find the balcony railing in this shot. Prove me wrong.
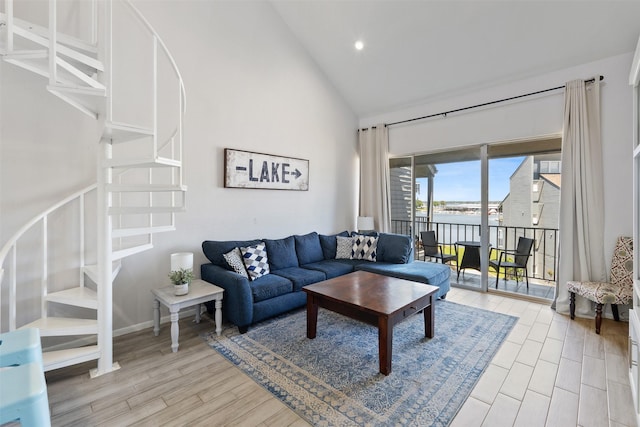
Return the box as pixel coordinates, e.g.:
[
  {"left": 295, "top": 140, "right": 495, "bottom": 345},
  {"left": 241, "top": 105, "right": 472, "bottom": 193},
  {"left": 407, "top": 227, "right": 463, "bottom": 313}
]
[{"left": 391, "top": 217, "right": 558, "bottom": 283}]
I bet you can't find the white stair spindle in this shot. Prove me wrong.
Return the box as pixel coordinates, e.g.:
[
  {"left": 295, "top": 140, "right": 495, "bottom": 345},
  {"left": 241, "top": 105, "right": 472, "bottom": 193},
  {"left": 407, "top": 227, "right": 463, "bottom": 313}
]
[{"left": 49, "top": 0, "right": 57, "bottom": 85}]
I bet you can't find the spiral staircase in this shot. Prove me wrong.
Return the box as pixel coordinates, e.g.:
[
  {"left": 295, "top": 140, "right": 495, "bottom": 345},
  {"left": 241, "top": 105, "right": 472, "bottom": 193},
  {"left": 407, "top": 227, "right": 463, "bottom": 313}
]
[{"left": 0, "top": 0, "right": 186, "bottom": 377}]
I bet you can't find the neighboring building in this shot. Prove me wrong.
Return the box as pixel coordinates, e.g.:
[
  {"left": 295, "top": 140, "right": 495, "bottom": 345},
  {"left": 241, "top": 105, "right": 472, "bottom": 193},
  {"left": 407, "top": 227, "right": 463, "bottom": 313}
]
[{"left": 500, "top": 154, "right": 561, "bottom": 280}]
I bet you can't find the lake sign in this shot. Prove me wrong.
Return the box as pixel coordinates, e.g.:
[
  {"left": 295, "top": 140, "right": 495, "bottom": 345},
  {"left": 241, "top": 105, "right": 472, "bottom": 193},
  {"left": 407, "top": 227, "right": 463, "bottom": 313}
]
[{"left": 224, "top": 149, "right": 309, "bottom": 191}]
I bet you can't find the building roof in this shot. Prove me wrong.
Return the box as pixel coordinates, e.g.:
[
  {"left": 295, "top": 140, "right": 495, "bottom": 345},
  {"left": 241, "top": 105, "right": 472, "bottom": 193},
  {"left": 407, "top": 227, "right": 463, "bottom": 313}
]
[{"left": 540, "top": 173, "right": 561, "bottom": 189}]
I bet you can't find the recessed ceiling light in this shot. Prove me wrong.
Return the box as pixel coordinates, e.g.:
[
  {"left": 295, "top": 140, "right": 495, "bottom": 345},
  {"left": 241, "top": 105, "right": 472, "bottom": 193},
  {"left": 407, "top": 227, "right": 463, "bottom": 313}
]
[{"left": 354, "top": 40, "right": 364, "bottom": 51}]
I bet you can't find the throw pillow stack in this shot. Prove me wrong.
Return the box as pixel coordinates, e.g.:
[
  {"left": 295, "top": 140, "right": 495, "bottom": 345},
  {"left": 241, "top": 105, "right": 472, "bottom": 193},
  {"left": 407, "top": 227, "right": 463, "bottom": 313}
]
[
  {"left": 335, "top": 234, "right": 378, "bottom": 262},
  {"left": 223, "top": 242, "right": 270, "bottom": 281}
]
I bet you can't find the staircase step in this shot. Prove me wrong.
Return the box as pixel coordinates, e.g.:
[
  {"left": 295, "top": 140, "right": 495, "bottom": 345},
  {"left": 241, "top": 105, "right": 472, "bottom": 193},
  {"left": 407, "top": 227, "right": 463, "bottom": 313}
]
[
  {"left": 43, "top": 345, "right": 100, "bottom": 372},
  {"left": 112, "top": 225, "right": 176, "bottom": 238},
  {"left": 104, "top": 157, "right": 182, "bottom": 169},
  {"left": 47, "top": 83, "right": 105, "bottom": 97},
  {"left": 83, "top": 263, "right": 122, "bottom": 284},
  {"left": 106, "top": 184, "right": 187, "bottom": 192},
  {"left": 20, "top": 318, "right": 97, "bottom": 336},
  {"left": 46, "top": 287, "right": 97, "bottom": 310},
  {"left": 2, "top": 13, "right": 100, "bottom": 54},
  {"left": 109, "top": 206, "right": 186, "bottom": 215},
  {"left": 9, "top": 18, "right": 103, "bottom": 71},
  {"left": 112, "top": 243, "right": 154, "bottom": 261},
  {"left": 103, "top": 121, "right": 154, "bottom": 144}
]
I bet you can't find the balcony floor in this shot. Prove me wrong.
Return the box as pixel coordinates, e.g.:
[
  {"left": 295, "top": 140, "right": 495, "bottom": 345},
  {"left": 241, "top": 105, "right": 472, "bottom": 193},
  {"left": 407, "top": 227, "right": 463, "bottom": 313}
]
[{"left": 434, "top": 263, "right": 556, "bottom": 301}]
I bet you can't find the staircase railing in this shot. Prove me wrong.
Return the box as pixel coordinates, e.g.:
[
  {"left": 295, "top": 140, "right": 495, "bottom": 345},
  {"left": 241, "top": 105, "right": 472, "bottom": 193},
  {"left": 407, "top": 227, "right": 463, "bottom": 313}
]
[
  {"left": 0, "top": 0, "right": 187, "bottom": 376},
  {"left": 0, "top": 184, "right": 97, "bottom": 332}
]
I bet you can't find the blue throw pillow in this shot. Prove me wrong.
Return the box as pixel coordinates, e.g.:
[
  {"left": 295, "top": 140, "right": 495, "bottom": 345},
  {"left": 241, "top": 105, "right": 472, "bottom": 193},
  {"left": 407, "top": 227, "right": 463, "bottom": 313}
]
[
  {"left": 264, "top": 236, "right": 299, "bottom": 270},
  {"left": 294, "top": 232, "right": 324, "bottom": 265},
  {"left": 319, "top": 231, "right": 349, "bottom": 260},
  {"left": 376, "top": 233, "right": 412, "bottom": 264}
]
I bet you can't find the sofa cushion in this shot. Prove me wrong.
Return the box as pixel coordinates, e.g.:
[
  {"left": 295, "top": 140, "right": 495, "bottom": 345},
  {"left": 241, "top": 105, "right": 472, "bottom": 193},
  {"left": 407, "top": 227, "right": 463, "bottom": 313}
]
[
  {"left": 302, "top": 260, "right": 355, "bottom": 279},
  {"left": 355, "top": 261, "right": 451, "bottom": 298},
  {"left": 264, "top": 236, "right": 299, "bottom": 270},
  {"left": 319, "top": 231, "right": 349, "bottom": 260},
  {"left": 294, "top": 232, "right": 324, "bottom": 265},
  {"left": 376, "top": 233, "right": 412, "bottom": 264},
  {"left": 272, "top": 267, "right": 326, "bottom": 291},
  {"left": 223, "top": 247, "right": 248, "bottom": 278},
  {"left": 241, "top": 242, "right": 270, "bottom": 280},
  {"left": 202, "top": 239, "right": 261, "bottom": 269},
  {"left": 249, "top": 274, "right": 293, "bottom": 302},
  {"left": 352, "top": 234, "right": 377, "bottom": 261}
]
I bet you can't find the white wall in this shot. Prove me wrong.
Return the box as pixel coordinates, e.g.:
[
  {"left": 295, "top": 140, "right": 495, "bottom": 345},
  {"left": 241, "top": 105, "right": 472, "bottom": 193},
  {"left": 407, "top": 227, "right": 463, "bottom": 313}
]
[
  {"left": 0, "top": 0, "right": 358, "bottom": 332},
  {"left": 361, "top": 52, "right": 634, "bottom": 264}
]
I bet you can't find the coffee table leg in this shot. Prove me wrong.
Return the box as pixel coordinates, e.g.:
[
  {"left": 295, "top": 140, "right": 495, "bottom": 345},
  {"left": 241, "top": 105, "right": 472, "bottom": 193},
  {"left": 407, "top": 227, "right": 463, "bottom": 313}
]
[
  {"left": 379, "top": 316, "right": 392, "bottom": 375},
  {"left": 306, "top": 296, "right": 318, "bottom": 339},
  {"left": 424, "top": 295, "right": 434, "bottom": 338}
]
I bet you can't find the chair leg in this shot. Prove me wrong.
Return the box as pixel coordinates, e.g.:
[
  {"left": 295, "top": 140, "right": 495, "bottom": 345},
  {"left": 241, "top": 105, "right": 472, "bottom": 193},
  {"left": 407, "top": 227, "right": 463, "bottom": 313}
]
[
  {"left": 612, "top": 304, "right": 620, "bottom": 321},
  {"left": 525, "top": 268, "right": 529, "bottom": 289},
  {"left": 595, "top": 303, "right": 603, "bottom": 334},
  {"left": 569, "top": 292, "right": 576, "bottom": 320}
]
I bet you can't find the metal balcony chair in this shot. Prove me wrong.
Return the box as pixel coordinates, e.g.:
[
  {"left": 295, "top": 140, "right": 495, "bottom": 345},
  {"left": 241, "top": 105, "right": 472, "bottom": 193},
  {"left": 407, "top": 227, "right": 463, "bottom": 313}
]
[
  {"left": 567, "top": 236, "right": 633, "bottom": 334},
  {"left": 420, "top": 231, "right": 456, "bottom": 265},
  {"left": 489, "top": 237, "right": 534, "bottom": 289}
]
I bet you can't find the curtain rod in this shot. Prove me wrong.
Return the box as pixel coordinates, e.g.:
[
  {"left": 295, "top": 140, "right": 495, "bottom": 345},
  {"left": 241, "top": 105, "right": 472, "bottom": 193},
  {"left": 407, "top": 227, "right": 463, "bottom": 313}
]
[{"left": 372, "top": 75, "right": 604, "bottom": 129}]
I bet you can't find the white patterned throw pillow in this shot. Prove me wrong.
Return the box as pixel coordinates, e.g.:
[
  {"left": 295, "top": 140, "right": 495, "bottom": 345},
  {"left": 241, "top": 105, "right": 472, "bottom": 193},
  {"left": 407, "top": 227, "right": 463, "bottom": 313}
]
[
  {"left": 240, "top": 242, "right": 270, "bottom": 281},
  {"left": 335, "top": 236, "right": 353, "bottom": 259},
  {"left": 352, "top": 234, "right": 377, "bottom": 261},
  {"left": 223, "top": 247, "right": 249, "bottom": 278}
]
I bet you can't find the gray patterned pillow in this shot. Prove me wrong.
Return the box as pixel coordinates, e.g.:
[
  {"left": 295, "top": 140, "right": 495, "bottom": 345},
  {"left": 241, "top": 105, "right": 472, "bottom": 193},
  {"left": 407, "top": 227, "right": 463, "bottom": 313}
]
[
  {"left": 335, "top": 236, "right": 353, "bottom": 259},
  {"left": 223, "top": 247, "right": 249, "bottom": 278}
]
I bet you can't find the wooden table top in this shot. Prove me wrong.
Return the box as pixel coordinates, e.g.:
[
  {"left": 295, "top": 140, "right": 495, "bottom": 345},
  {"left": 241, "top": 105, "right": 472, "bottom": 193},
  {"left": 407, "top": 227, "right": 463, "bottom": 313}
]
[{"left": 303, "top": 270, "right": 438, "bottom": 316}]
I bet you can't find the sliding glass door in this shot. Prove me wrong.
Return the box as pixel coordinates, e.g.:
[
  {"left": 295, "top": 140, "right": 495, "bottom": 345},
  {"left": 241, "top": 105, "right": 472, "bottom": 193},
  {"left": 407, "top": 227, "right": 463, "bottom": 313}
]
[{"left": 390, "top": 137, "right": 561, "bottom": 300}]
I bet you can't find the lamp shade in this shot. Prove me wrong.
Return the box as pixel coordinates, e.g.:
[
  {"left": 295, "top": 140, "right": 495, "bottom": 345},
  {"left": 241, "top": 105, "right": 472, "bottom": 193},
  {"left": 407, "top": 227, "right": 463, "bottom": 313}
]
[
  {"left": 357, "top": 216, "right": 375, "bottom": 231},
  {"left": 170, "top": 252, "right": 193, "bottom": 272}
]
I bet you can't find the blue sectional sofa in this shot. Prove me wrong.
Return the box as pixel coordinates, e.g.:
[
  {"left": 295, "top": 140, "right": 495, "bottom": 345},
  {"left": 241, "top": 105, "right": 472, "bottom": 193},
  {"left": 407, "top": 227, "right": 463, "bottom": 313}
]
[{"left": 201, "top": 231, "right": 451, "bottom": 333}]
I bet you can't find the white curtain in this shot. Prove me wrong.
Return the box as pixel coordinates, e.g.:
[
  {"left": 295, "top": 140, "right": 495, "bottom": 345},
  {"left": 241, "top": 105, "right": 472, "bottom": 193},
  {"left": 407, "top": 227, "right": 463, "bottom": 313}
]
[
  {"left": 359, "top": 125, "right": 391, "bottom": 233},
  {"left": 554, "top": 78, "right": 606, "bottom": 315}
]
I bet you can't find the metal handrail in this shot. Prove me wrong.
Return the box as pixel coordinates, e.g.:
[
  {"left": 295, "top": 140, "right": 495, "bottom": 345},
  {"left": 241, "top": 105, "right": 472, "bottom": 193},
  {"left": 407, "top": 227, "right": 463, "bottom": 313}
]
[
  {"left": 121, "top": 0, "right": 186, "bottom": 114},
  {"left": 0, "top": 184, "right": 97, "bottom": 331},
  {"left": 392, "top": 218, "right": 559, "bottom": 282}
]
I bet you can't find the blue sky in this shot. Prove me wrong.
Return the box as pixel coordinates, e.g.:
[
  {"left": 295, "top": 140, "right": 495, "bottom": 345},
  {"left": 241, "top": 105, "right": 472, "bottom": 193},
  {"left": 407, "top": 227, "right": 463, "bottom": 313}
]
[{"left": 417, "top": 157, "right": 525, "bottom": 202}]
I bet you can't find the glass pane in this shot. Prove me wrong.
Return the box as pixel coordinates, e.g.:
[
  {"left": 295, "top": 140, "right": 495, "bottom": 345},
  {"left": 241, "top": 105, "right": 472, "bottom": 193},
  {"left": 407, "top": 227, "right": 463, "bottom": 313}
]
[{"left": 490, "top": 153, "right": 559, "bottom": 301}]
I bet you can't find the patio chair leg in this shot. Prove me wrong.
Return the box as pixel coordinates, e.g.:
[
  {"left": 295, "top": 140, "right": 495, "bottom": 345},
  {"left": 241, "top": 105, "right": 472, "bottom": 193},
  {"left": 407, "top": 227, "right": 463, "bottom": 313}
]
[
  {"left": 569, "top": 292, "right": 576, "bottom": 320},
  {"left": 525, "top": 268, "right": 529, "bottom": 289},
  {"left": 595, "top": 303, "right": 603, "bottom": 334},
  {"left": 612, "top": 304, "right": 620, "bottom": 321}
]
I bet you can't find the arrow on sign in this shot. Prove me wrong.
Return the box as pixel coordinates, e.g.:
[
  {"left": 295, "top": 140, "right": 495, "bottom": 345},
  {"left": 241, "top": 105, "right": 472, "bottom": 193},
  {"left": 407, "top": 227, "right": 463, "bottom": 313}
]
[{"left": 293, "top": 169, "right": 302, "bottom": 179}]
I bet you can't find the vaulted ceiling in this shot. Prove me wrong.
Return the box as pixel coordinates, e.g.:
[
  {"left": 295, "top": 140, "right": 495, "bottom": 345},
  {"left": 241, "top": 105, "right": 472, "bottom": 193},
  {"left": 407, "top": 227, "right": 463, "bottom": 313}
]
[{"left": 271, "top": 1, "right": 640, "bottom": 117}]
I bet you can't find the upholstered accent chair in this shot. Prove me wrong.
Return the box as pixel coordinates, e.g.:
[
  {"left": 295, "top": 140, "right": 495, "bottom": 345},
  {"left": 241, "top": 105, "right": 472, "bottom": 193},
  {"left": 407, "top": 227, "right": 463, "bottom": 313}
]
[
  {"left": 420, "top": 231, "right": 456, "bottom": 265},
  {"left": 489, "top": 237, "right": 534, "bottom": 289},
  {"left": 567, "top": 236, "right": 633, "bottom": 334}
]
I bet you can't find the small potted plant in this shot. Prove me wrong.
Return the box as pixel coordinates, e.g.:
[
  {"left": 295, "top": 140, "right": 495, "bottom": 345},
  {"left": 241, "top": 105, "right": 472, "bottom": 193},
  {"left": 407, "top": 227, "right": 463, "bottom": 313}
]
[{"left": 168, "top": 268, "right": 194, "bottom": 296}]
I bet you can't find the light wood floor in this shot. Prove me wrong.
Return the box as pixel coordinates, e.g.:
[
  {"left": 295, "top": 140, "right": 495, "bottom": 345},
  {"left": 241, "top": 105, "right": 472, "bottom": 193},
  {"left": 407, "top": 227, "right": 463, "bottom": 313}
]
[{"left": 42, "top": 287, "right": 635, "bottom": 427}]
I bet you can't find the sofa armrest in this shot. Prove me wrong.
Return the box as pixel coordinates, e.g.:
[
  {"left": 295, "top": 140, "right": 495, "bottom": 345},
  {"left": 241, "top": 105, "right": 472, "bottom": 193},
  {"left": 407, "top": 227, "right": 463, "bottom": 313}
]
[{"left": 201, "top": 263, "right": 253, "bottom": 328}]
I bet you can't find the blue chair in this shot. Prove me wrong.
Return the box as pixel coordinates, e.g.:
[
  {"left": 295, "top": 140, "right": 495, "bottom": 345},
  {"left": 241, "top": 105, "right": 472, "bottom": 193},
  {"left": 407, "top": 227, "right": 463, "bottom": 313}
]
[
  {"left": 0, "top": 328, "right": 43, "bottom": 367},
  {"left": 0, "top": 328, "right": 51, "bottom": 427}
]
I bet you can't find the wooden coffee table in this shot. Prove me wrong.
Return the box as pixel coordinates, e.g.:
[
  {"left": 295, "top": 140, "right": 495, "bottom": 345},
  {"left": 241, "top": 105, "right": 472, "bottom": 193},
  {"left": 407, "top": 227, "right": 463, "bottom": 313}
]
[{"left": 303, "top": 270, "right": 439, "bottom": 375}]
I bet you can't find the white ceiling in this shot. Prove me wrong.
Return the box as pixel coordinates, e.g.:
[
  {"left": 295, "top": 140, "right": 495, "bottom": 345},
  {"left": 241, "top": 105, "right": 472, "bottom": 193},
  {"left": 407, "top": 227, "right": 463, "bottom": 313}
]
[{"left": 271, "top": 1, "right": 640, "bottom": 117}]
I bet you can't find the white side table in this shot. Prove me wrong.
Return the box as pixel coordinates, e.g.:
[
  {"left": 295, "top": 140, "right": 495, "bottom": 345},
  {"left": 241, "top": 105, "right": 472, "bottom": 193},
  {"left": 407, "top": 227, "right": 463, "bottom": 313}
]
[{"left": 152, "top": 279, "right": 224, "bottom": 352}]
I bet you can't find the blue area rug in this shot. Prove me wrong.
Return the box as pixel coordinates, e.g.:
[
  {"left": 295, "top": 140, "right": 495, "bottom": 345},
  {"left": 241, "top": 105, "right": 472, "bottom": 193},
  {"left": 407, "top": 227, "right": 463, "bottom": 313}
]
[{"left": 204, "top": 300, "right": 517, "bottom": 426}]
